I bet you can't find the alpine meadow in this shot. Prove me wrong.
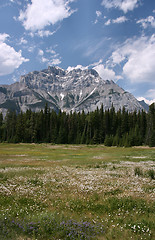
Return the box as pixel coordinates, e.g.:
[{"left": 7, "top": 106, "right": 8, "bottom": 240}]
[{"left": 0, "top": 144, "right": 155, "bottom": 240}]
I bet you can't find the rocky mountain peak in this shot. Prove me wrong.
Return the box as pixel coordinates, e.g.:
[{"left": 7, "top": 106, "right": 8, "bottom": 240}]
[{"left": 0, "top": 66, "right": 147, "bottom": 115}]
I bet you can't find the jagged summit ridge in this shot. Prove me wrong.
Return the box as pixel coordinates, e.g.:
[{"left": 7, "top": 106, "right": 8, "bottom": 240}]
[{"left": 0, "top": 66, "right": 145, "bottom": 115}]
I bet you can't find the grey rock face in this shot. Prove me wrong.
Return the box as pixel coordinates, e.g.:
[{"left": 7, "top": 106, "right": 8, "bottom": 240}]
[{"left": 0, "top": 66, "right": 146, "bottom": 114}]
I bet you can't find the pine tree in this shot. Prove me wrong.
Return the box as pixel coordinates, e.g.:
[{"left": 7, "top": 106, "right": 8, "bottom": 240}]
[
  {"left": 16, "top": 112, "right": 25, "bottom": 142},
  {"left": 99, "top": 104, "right": 105, "bottom": 143},
  {"left": 0, "top": 112, "right": 3, "bottom": 141},
  {"left": 121, "top": 107, "right": 129, "bottom": 137},
  {"left": 146, "top": 103, "right": 155, "bottom": 146},
  {"left": 4, "top": 110, "right": 17, "bottom": 142},
  {"left": 104, "top": 110, "right": 110, "bottom": 135},
  {"left": 50, "top": 110, "right": 58, "bottom": 143},
  {"left": 140, "top": 110, "right": 147, "bottom": 140},
  {"left": 44, "top": 103, "right": 51, "bottom": 142}
]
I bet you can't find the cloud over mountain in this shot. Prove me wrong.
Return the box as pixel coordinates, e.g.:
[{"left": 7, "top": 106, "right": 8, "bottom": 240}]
[{"left": 93, "top": 64, "right": 119, "bottom": 81}]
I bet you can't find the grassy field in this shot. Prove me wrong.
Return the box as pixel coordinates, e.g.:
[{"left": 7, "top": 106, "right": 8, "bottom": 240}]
[{"left": 0, "top": 143, "right": 155, "bottom": 240}]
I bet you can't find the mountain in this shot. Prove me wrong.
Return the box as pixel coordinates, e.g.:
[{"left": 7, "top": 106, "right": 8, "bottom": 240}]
[
  {"left": 138, "top": 100, "right": 149, "bottom": 112},
  {"left": 0, "top": 66, "right": 146, "bottom": 115}
]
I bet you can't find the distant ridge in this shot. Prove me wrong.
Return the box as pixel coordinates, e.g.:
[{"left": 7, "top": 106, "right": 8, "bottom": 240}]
[{"left": 138, "top": 100, "right": 149, "bottom": 112}]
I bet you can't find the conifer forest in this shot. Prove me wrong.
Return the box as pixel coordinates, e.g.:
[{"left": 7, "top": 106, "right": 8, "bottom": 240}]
[{"left": 0, "top": 103, "right": 154, "bottom": 147}]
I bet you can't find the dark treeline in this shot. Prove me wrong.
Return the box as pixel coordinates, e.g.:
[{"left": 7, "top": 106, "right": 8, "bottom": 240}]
[{"left": 0, "top": 103, "right": 154, "bottom": 147}]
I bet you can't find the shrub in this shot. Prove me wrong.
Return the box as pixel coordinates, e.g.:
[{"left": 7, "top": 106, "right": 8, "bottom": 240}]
[
  {"left": 134, "top": 167, "right": 143, "bottom": 177},
  {"left": 147, "top": 169, "right": 155, "bottom": 180},
  {"left": 104, "top": 135, "right": 113, "bottom": 146}
]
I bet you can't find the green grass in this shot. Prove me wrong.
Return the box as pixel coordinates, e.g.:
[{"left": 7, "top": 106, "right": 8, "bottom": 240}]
[{"left": 0, "top": 143, "right": 155, "bottom": 239}]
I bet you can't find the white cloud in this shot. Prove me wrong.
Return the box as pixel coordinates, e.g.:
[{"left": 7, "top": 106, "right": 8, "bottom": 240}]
[
  {"left": 42, "top": 57, "right": 61, "bottom": 66},
  {"left": 29, "top": 29, "right": 58, "bottom": 38},
  {"left": 0, "top": 33, "right": 9, "bottom": 42},
  {"left": 18, "top": 0, "right": 76, "bottom": 32},
  {"left": 67, "top": 60, "right": 104, "bottom": 72},
  {"left": 111, "top": 50, "right": 125, "bottom": 64},
  {"left": 96, "top": 11, "right": 102, "bottom": 17},
  {"left": 105, "top": 19, "right": 111, "bottom": 25},
  {"left": 41, "top": 57, "right": 49, "bottom": 63},
  {"left": 46, "top": 47, "right": 56, "bottom": 55},
  {"left": 94, "top": 10, "right": 102, "bottom": 24},
  {"left": 113, "top": 16, "right": 128, "bottom": 23},
  {"left": 38, "top": 49, "right": 44, "bottom": 56},
  {"left": 67, "top": 65, "right": 88, "bottom": 72},
  {"left": 0, "top": 41, "right": 29, "bottom": 76},
  {"left": 93, "top": 64, "right": 121, "bottom": 80},
  {"left": 50, "top": 58, "right": 61, "bottom": 65},
  {"left": 27, "top": 46, "right": 35, "bottom": 52},
  {"left": 105, "top": 16, "right": 128, "bottom": 25},
  {"left": 37, "top": 30, "right": 56, "bottom": 37},
  {"left": 137, "top": 16, "right": 155, "bottom": 29},
  {"left": 121, "top": 0, "right": 139, "bottom": 13},
  {"left": 10, "top": 0, "right": 21, "bottom": 5},
  {"left": 38, "top": 46, "right": 61, "bottom": 66},
  {"left": 101, "top": 0, "right": 139, "bottom": 13},
  {"left": 19, "top": 37, "right": 28, "bottom": 45},
  {"left": 89, "top": 59, "right": 103, "bottom": 68},
  {"left": 110, "top": 34, "right": 155, "bottom": 83}
]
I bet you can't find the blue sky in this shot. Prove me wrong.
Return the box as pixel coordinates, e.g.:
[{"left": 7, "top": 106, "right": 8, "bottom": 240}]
[{"left": 0, "top": 0, "right": 155, "bottom": 104}]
